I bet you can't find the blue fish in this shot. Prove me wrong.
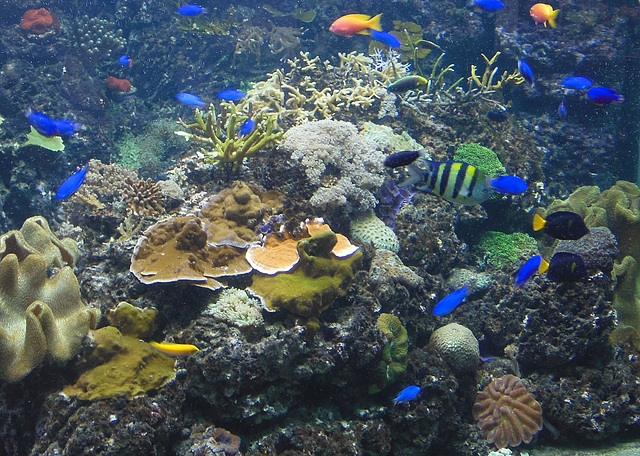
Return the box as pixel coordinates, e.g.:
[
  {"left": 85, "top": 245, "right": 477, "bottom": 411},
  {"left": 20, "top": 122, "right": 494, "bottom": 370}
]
[
  {"left": 176, "top": 92, "right": 206, "bottom": 106},
  {"left": 587, "top": 87, "right": 624, "bottom": 105},
  {"left": 239, "top": 119, "right": 255, "bottom": 137},
  {"left": 56, "top": 165, "right": 88, "bottom": 200},
  {"left": 433, "top": 286, "right": 468, "bottom": 316},
  {"left": 491, "top": 176, "right": 527, "bottom": 195},
  {"left": 370, "top": 30, "right": 401, "bottom": 48},
  {"left": 480, "top": 355, "right": 495, "bottom": 363},
  {"left": 52, "top": 119, "right": 82, "bottom": 136},
  {"left": 384, "top": 150, "right": 423, "bottom": 168},
  {"left": 472, "top": 0, "right": 506, "bottom": 12},
  {"left": 557, "top": 101, "right": 568, "bottom": 118},
  {"left": 561, "top": 76, "right": 592, "bottom": 90},
  {"left": 514, "top": 255, "right": 549, "bottom": 288},
  {"left": 393, "top": 385, "right": 421, "bottom": 406},
  {"left": 25, "top": 108, "right": 58, "bottom": 136},
  {"left": 518, "top": 59, "right": 534, "bottom": 85},
  {"left": 177, "top": 4, "right": 207, "bottom": 15},
  {"left": 119, "top": 54, "right": 133, "bottom": 68},
  {"left": 217, "top": 89, "right": 246, "bottom": 101}
]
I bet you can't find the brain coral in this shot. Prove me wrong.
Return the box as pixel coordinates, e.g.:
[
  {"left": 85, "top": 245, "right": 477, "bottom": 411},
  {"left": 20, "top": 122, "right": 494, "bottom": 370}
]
[
  {"left": 350, "top": 211, "right": 400, "bottom": 253},
  {"left": 472, "top": 374, "right": 543, "bottom": 449},
  {"left": 427, "top": 322, "right": 479, "bottom": 374},
  {"left": 0, "top": 217, "right": 99, "bottom": 381}
]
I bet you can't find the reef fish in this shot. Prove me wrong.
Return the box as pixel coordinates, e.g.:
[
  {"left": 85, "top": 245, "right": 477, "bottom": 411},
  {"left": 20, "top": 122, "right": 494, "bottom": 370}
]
[
  {"left": 176, "top": 92, "right": 205, "bottom": 106},
  {"left": 533, "top": 211, "right": 589, "bottom": 240},
  {"left": 587, "top": 87, "right": 624, "bottom": 105},
  {"left": 217, "top": 89, "right": 246, "bottom": 101},
  {"left": 472, "top": 0, "right": 506, "bottom": 12},
  {"left": 56, "top": 165, "right": 88, "bottom": 200},
  {"left": 239, "top": 118, "right": 255, "bottom": 137},
  {"left": 514, "top": 255, "right": 549, "bottom": 288},
  {"left": 384, "top": 150, "right": 424, "bottom": 168},
  {"left": 329, "top": 13, "right": 382, "bottom": 37},
  {"left": 546, "top": 252, "right": 588, "bottom": 282},
  {"left": 177, "top": 4, "right": 207, "bottom": 15},
  {"left": 530, "top": 3, "right": 560, "bottom": 28},
  {"left": 370, "top": 30, "right": 401, "bottom": 48},
  {"left": 518, "top": 59, "right": 534, "bottom": 86},
  {"left": 387, "top": 75, "right": 429, "bottom": 93},
  {"left": 561, "top": 76, "right": 592, "bottom": 90},
  {"left": 487, "top": 110, "right": 508, "bottom": 122},
  {"left": 393, "top": 385, "right": 421, "bottom": 406},
  {"left": 399, "top": 160, "right": 494, "bottom": 205},
  {"left": 25, "top": 108, "right": 81, "bottom": 136},
  {"left": 433, "top": 286, "right": 468, "bottom": 316},
  {"left": 491, "top": 175, "right": 528, "bottom": 195},
  {"left": 119, "top": 54, "right": 133, "bottom": 68},
  {"left": 557, "top": 101, "right": 568, "bottom": 118},
  {"left": 150, "top": 341, "right": 200, "bottom": 356}
]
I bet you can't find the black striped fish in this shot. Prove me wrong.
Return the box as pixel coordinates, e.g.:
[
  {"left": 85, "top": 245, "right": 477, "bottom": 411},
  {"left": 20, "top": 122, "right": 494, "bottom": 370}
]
[{"left": 399, "top": 160, "right": 494, "bottom": 205}]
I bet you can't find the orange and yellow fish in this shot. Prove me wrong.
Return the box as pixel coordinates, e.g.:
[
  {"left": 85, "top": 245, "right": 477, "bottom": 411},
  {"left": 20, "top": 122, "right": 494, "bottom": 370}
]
[
  {"left": 150, "top": 341, "right": 200, "bottom": 357},
  {"left": 530, "top": 3, "right": 560, "bottom": 28},
  {"left": 329, "top": 13, "right": 382, "bottom": 37}
]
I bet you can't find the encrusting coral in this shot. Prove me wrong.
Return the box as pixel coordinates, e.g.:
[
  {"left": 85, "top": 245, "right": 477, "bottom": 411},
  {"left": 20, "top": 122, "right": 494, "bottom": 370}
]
[
  {"left": 0, "top": 217, "right": 99, "bottom": 382},
  {"left": 472, "top": 374, "right": 543, "bottom": 449}
]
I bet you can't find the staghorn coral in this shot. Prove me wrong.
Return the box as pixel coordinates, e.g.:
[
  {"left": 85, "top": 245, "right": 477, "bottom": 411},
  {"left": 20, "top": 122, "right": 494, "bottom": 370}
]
[
  {"left": 472, "top": 374, "right": 543, "bottom": 449},
  {"left": 428, "top": 323, "right": 479, "bottom": 374},
  {"left": 283, "top": 119, "right": 386, "bottom": 213},
  {"left": 0, "top": 217, "right": 99, "bottom": 381}
]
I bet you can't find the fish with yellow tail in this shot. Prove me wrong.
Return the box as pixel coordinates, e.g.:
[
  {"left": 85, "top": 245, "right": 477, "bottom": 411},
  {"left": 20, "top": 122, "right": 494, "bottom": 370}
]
[
  {"left": 329, "top": 13, "right": 382, "bottom": 37},
  {"left": 530, "top": 3, "right": 560, "bottom": 28},
  {"left": 150, "top": 341, "right": 200, "bottom": 357}
]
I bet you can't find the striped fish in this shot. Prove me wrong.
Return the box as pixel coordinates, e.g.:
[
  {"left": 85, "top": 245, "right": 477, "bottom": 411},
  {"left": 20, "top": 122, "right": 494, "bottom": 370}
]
[{"left": 399, "top": 160, "right": 494, "bottom": 205}]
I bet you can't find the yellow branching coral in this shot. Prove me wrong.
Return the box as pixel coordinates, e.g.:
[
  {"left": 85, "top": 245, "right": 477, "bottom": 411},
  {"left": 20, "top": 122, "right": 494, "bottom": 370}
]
[
  {"left": 467, "top": 52, "right": 523, "bottom": 96},
  {"left": 177, "top": 102, "right": 282, "bottom": 171}
]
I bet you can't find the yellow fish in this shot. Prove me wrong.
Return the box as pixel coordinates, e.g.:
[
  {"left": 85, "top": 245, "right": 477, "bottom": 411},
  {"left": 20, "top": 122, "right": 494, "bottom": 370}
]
[{"left": 150, "top": 341, "right": 200, "bottom": 356}]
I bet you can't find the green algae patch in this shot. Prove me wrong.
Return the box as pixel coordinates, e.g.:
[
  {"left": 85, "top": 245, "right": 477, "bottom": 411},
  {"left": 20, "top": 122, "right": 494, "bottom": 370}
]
[
  {"left": 64, "top": 326, "right": 176, "bottom": 401},
  {"left": 249, "top": 231, "right": 362, "bottom": 318},
  {"left": 454, "top": 143, "right": 505, "bottom": 177},
  {"left": 472, "top": 231, "right": 538, "bottom": 269}
]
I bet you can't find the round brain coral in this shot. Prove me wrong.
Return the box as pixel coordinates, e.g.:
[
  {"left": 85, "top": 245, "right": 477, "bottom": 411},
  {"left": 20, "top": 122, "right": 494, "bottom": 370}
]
[
  {"left": 427, "top": 322, "right": 479, "bottom": 373},
  {"left": 472, "top": 374, "right": 543, "bottom": 449}
]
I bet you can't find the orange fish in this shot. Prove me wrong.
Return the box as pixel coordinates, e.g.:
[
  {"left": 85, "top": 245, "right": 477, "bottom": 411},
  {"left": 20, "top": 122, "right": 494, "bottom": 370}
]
[
  {"left": 329, "top": 13, "right": 383, "bottom": 37},
  {"left": 530, "top": 3, "right": 560, "bottom": 28}
]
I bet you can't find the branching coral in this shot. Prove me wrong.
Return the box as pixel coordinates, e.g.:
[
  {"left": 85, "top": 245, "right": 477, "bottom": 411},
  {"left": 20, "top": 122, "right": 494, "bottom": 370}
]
[
  {"left": 466, "top": 52, "right": 523, "bottom": 98},
  {"left": 177, "top": 103, "right": 282, "bottom": 172},
  {"left": 472, "top": 374, "right": 543, "bottom": 449}
]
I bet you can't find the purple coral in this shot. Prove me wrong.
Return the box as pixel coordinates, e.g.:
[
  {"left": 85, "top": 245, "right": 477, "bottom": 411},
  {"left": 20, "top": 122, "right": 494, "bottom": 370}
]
[{"left": 377, "top": 179, "right": 413, "bottom": 229}]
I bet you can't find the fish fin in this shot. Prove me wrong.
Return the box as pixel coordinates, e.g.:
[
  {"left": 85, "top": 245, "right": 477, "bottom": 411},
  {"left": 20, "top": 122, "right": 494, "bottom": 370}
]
[
  {"left": 539, "top": 258, "right": 550, "bottom": 274},
  {"left": 367, "top": 13, "right": 383, "bottom": 32},
  {"left": 533, "top": 213, "right": 546, "bottom": 231},
  {"left": 548, "top": 9, "right": 560, "bottom": 28},
  {"left": 399, "top": 164, "right": 427, "bottom": 188}
]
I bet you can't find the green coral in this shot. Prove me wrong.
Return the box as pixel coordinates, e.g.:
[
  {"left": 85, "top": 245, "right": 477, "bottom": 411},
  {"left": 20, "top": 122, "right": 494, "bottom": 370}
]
[
  {"left": 115, "top": 133, "right": 142, "bottom": 170},
  {"left": 454, "top": 143, "right": 506, "bottom": 177},
  {"left": 369, "top": 313, "right": 408, "bottom": 393},
  {"left": 249, "top": 231, "right": 362, "bottom": 318},
  {"left": 179, "top": 103, "right": 283, "bottom": 172},
  {"left": 473, "top": 231, "right": 539, "bottom": 269}
]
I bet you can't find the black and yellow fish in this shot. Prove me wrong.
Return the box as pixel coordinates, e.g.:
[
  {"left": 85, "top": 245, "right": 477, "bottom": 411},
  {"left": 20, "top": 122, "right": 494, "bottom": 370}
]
[
  {"left": 399, "top": 160, "right": 494, "bottom": 205},
  {"left": 546, "top": 252, "right": 588, "bottom": 282},
  {"left": 533, "top": 211, "right": 589, "bottom": 240}
]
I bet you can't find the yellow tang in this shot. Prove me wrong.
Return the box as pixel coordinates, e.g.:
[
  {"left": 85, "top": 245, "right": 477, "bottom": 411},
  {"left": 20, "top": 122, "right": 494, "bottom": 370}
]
[{"left": 150, "top": 341, "right": 200, "bottom": 357}]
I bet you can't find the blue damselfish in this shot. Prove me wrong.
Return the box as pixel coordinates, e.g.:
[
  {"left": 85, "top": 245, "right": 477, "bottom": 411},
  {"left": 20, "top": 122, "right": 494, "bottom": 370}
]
[
  {"left": 472, "top": 0, "right": 506, "bottom": 12},
  {"left": 371, "top": 30, "right": 401, "bottom": 48},
  {"left": 561, "top": 76, "right": 592, "bottom": 90},
  {"left": 239, "top": 119, "right": 255, "bottom": 137},
  {"left": 56, "top": 165, "right": 88, "bottom": 200},
  {"left": 518, "top": 59, "right": 534, "bottom": 85},
  {"left": 25, "top": 108, "right": 81, "bottom": 136},
  {"left": 393, "top": 385, "right": 421, "bottom": 406},
  {"left": 587, "top": 87, "right": 624, "bottom": 105},
  {"left": 433, "top": 285, "right": 468, "bottom": 316},
  {"left": 217, "top": 89, "right": 246, "bottom": 101},
  {"left": 119, "top": 55, "right": 133, "bottom": 68},
  {"left": 177, "top": 92, "right": 205, "bottom": 106},
  {"left": 491, "top": 176, "right": 528, "bottom": 195},
  {"left": 177, "top": 4, "right": 207, "bottom": 15},
  {"left": 514, "top": 255, "right": 549, "bottom": 288}
]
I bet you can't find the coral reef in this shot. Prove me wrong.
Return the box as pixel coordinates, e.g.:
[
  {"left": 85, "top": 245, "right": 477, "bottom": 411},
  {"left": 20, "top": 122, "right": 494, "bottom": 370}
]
[
  {"left": 176, "top": 424, "right": 242, "bottom": 456},
  {"left": 74, "top": 15, "right": 126, "bottom": 63},
  {"left": 454, "top": 143, "right": 506, "bottom": 178},
  {"left": 0, "top": 217, "right": 98, "bottom": 381},
  {"left": 473, "top": 374, "right": 543, "bottom": 449},
  {"left": 472, "top": 231, "right": 539, "bottom": 269},
  {"left": 350, "top": 211, "right": 401, "bottom": 253},
  {"left": 203, "top": 288, "right": 264, "bottom": 330},
  {"left": 428, "top": 322, "right": 479, "bottom": 374}
]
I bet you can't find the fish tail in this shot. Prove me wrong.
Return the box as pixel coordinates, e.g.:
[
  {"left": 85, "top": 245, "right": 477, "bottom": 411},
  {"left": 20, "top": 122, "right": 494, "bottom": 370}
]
[
  {"left": 367, "top": 13, "right": 383, "bottom": 32},
  {"left": 399, "top": 164, "right": 427, "bottom": 188},
  {"left": 538, "top": 258, "right": 550, "bottom": 274},
  {"left": 548, "top": 9, "right": 560, "bottom": 28},
  {"left": 533, "top": 213, "right": 546, "bottom": 231}
]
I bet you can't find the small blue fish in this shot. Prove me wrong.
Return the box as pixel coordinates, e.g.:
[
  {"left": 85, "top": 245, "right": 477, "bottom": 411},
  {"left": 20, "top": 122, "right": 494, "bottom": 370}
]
[
  {"left": 119, "top": 55, "right": 133, "bottom": 68},
  {"left": 587, "top": 87, "right": 624, "bottom": 105},
  {"left": 177, "top": 4, "right": 207, "bottom": 15},
  {"left": 393, "top": 385, "right": 421, "bottom": 406},
  {"left": 561, "top": 76, "right": 592, "bottom": 90},
  {"left": 472, "top": 0, "right": 506, "bottom": 12},
  {"left": 514, "top": 255, "right": 549, "bottom": 288},
  {"left": 557, "top": 101, "right": 568, "bottom": 118},
  {"left": 433, "top": 286, "right": 468, "bottom": 316},
  {"left": 52, "top": 119, "right": 82, "bottom": 136},
  {"left": 491, "top": 176, "right": 528, "bottom": 195},
  {"left": 239, "top": 119, "right": 255, "bottom": 137},
  {"left": 217, "top": 89, "right": 246, "bottom": 101},
  {"left": 56, "top": 165, "right": 88, "bottom": 200},
  {"left": 480, "top": 355, "right": 495, "bottom": 363},
  {"left": 176, "top": 92, "right": 206, "bottom": 106},
  {"left": 518, "top": 59, "right": 534, "bottom": 85},
  {"left": 370, "top": 30, "right": 401, "bottom": 48},
  {"left": 25, "top": 108, "right": 58, "bottom": 136}
]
